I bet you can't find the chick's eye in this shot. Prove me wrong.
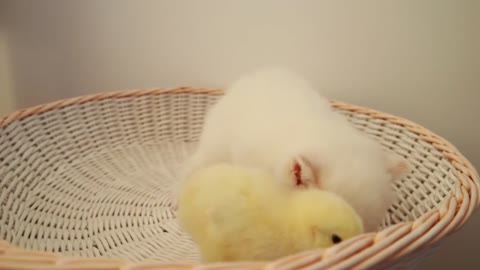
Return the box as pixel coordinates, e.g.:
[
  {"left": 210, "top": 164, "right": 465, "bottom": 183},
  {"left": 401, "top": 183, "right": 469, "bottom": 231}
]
[{"left": 331, "top": 234, "right": 342, "bottom": 244}]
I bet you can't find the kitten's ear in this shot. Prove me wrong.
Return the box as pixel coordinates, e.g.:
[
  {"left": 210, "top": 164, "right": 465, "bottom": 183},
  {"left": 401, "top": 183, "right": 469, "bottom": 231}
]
[
  {"left": 287, "top": 155, "right": 319, "bottom": 187},
  {"left": 386, "top": 153, "right": 411, "bottom": 181}
]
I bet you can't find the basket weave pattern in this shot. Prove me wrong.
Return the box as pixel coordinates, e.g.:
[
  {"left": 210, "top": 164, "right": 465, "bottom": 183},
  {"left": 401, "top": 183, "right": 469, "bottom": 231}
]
[{"left": 0, "top": 88, "right": 478, "bottom": 269}]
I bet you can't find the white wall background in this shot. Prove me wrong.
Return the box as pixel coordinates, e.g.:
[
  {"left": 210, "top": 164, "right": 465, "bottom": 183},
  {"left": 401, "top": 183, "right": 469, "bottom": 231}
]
[
  {"left": 1, "top": 0, "right": 479, "bottom": 268},
  {"left": 0, "top": 28, "right": 15, "bottom": 116}
]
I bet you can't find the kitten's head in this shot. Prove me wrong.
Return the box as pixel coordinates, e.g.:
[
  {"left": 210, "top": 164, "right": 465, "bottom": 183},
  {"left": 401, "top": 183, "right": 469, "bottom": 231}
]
[
  {"left": 278, "top": 150, "right": 410, "bottom": 188},
  {"left": 275, "top": 143, "right": 411, "bottom": 231}
]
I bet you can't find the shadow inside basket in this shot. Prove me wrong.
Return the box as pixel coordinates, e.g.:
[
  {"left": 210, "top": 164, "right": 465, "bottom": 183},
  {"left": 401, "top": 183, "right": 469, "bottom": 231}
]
[{"left": 0, "top": 93, "right": 459, "bottom": 264}]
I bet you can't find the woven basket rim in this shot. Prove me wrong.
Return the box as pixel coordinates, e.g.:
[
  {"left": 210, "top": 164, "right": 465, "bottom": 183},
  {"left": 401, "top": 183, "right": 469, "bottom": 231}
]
[{"left": 0, "top": 87, "right": 479, "bottom": 270}]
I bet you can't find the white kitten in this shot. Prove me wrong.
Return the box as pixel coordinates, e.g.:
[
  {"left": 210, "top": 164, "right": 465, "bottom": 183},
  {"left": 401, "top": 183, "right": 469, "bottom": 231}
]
[{"left": 177, "top": 67, "right": 410, "bottom": 232}]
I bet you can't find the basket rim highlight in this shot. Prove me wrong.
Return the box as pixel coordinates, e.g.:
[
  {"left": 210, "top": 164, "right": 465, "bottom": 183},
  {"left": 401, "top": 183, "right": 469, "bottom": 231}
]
[{"left": 0, "top": 87, "right": 478, "bottom": 270}]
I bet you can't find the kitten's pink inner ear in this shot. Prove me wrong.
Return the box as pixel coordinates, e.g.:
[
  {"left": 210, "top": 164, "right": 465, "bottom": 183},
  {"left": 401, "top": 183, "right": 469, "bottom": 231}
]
[{"left": 293, "top": 161, "right": 303, "bottom": 186}]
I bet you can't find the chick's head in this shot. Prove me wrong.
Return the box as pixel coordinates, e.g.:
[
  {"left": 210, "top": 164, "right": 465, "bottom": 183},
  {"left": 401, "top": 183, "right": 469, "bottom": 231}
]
[{"left": 286, "top": 189, "right": 364, "bottom": 250}]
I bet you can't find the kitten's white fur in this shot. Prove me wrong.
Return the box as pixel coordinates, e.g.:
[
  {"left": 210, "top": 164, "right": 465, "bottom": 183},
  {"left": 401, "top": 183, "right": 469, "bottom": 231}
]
[{"left": 177, "top": 67, "right": 410, "bottom": 232}]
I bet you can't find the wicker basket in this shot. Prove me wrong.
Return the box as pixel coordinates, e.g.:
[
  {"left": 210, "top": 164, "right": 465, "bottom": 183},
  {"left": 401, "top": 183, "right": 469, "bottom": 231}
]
[{"left": 0, "top": 88, "right": 478, "bottom": 270}]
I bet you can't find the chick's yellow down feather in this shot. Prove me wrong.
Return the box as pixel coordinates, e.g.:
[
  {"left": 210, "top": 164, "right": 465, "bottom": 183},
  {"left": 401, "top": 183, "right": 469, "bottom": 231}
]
[{"left": 177, "top": 163, "right": 364, "bottom": 263}]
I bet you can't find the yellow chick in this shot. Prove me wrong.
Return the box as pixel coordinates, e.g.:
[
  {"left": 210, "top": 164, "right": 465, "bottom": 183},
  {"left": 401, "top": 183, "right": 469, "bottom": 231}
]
[{"left": 177, "top": 163, "right": 364, "bottom": 263}]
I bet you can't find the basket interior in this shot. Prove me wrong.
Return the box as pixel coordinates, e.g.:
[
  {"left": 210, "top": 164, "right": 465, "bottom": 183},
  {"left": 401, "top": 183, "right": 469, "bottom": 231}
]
[{"left": 0, "top": 92, "right": 458, "bottom": 263}]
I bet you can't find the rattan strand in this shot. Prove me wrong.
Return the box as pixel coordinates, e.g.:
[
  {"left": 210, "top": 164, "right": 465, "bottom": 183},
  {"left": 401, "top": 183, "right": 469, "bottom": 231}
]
[{"left": 0, "top": 88, "right": 478, "bottom": 270}]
